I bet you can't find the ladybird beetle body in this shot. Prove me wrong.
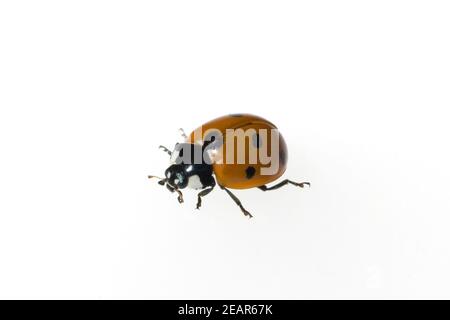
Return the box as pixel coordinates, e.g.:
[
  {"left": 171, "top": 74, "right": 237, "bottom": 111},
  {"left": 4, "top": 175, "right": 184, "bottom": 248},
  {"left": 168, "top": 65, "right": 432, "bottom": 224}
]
[
  {"left": 187, "top": 114, "right": 288, "bottom": 189},
  {"left": 149, "top": 114, "right": 309, "bottom": 218}
]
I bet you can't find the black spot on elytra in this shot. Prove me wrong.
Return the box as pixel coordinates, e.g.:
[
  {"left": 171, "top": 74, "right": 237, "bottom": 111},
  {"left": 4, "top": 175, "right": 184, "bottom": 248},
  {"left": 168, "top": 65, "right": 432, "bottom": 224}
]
[
  {"left": 245, "top": 166, "right": 256, "bottom": 179},
  {"left": 203, "top": 130, "right": 223, "bottom": 149},
  {"left": 230, "top": 113, "right": 244, "bottom": 117}
]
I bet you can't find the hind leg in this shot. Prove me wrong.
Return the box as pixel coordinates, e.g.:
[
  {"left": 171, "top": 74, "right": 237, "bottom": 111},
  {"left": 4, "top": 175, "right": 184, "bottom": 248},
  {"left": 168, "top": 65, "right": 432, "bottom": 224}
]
[
  {"left": 258, "top": 180, "right": 310, "bottom": 191},
  {"left": 219, "top": 185, "right": 253, "bottom": 218}
]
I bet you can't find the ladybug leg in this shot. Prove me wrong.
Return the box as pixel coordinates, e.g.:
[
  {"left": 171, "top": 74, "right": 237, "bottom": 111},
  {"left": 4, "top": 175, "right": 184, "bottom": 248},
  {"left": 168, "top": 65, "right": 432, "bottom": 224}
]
[
  {"left": 219, "top": 185, "right": 253, "bottom": 218},
  {"left": 258, "top": 180, "right": 310, "bottom": 191},
  {"left": 159, "top": 145, "right": 172, "bottom": 156},
  {"left": 166, "top": 184, "right": 184, "bottom": 203},
  {"left": 196, "top": 178, "right": 216, "bottom": 210},
  {"left": 179, "top": 128, "right": 188, "bottom": 140},
  {"left": 148, "top": 176, "right": 183, "bottom": 203},
  {"left": 196, "top": 185, "right": 215, "bottom": 210}
]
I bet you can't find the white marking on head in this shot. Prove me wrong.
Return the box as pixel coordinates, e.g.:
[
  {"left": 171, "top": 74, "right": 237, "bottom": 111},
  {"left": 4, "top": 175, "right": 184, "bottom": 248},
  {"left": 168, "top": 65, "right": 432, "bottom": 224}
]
[{"left": 187, "top": 175, "right": 203, "bottom": 190}]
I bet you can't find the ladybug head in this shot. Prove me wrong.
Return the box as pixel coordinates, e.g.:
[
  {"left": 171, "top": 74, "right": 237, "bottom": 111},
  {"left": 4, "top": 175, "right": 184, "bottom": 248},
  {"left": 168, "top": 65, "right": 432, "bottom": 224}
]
[{"left": 164, "top": 164, "right": 188, "bottom": 189}]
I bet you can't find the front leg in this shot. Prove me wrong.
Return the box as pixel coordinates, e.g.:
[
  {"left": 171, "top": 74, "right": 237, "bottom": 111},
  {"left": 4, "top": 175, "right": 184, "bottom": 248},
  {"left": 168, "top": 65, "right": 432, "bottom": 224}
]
[
  {"left": 196, "top": 185, "right": 215, "bottom": 210},
  {"left": 166, "top": 184, "right": 184, "bottom": 203},
  {"left": 159, "top": 145, "right": 172, "bottom": 156}
]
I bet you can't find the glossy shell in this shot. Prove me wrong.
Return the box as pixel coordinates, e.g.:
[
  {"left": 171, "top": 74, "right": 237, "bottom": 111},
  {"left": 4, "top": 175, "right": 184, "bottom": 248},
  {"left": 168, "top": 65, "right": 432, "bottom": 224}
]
[{"left": 187, "top": 114, "right": 288, "bottom": 189}]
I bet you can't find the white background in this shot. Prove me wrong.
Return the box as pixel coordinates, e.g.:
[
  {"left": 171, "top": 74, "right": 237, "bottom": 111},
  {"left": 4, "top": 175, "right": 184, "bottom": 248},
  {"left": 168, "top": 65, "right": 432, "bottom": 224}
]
[{"left": 1, "top": 1, "right": 449, "bottom": 299}]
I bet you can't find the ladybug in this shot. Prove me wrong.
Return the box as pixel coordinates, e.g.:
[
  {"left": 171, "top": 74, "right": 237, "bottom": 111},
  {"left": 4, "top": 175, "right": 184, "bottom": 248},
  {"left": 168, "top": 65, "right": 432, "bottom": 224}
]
[{"left": 148, "top": 114, "right": 309, "bottom": 218}]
